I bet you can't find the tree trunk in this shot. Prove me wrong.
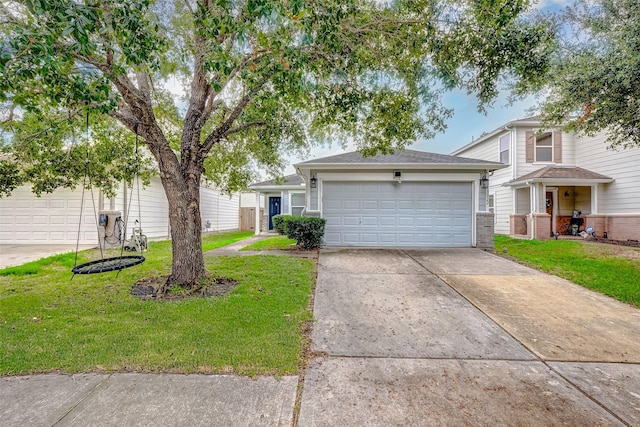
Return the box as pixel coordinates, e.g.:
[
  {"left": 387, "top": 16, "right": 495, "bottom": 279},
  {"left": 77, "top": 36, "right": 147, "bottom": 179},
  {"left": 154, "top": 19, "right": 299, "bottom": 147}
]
[{"left": 163, "top": 172, "right": 206, "bottom": 289}]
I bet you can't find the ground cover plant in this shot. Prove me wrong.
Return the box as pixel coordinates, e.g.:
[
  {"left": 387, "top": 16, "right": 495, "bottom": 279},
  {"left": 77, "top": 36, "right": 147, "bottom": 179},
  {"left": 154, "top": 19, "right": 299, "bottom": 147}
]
[
  {"left": 0, "top": 231, "right": 315, "bottom": 376},
  {"left": 495, "top": 235, "right": 640, "bottom": 307},
  {"left": 241, "top": 236, "right": 298, "bottom": 251}
]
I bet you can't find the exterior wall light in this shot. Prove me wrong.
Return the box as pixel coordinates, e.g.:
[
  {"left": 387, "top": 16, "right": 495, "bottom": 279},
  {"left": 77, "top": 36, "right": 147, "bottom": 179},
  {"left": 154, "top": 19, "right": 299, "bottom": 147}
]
[
  {"left": 480, "top": 175, "right": 489, "bottom": 189},
  {"left": 310, "top": 176, "right": 317, "bottom": 188},
  {"left": 393, "top": 170, "right": 402, "bottom": 183}
]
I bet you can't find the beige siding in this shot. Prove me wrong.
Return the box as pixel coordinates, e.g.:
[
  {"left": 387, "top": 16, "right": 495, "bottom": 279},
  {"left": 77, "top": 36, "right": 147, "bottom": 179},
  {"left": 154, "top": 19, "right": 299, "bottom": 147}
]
[
  {"left": 515, "top": 187, "right": 530, "bottom": 215},
  {"left": 514, "top": 128, "right": 577, "bottom": 176},
  {"left": 574, "top": 131, "right": 640, "bottom": 213}
]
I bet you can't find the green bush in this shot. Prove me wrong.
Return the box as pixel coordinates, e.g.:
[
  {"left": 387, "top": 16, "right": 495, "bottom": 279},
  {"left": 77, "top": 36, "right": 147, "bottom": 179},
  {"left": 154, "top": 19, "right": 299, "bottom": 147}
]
[
  {"left": 272, "top": 214, "right": 291, "bottom": 235},
  {"left": 286, "top": 217, "right": 326, "bottom": 249}
]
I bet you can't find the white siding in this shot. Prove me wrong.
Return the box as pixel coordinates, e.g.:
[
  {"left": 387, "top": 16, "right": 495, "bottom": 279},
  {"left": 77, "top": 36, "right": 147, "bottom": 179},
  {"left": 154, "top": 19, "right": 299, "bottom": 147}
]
[
  {"left": 200, "top": 186, "right": 240, "bottom": 232},
  {"left": 492, "top": 186, "right": 513, "bottom": 235},
  {"left": 115, "top": 177, "right": 169, "bottom": 240},
  {"left": 0, "top": 178, "right": 240, "bottom": 245},
  {"left": 0, "top": 186, "right": 98, "bottom": 244},
  {"left": 456, "top": 130, "right": 514, "bottom": 235},
  {"left": 574, "top": 131, "right": 640, "bottom": 213}
]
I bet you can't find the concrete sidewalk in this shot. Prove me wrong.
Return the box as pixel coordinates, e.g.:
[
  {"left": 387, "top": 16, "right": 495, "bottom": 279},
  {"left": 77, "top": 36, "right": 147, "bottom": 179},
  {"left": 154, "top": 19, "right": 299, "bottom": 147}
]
[{"left": 0, "top": 373, "right": 297, "bottom": 426}]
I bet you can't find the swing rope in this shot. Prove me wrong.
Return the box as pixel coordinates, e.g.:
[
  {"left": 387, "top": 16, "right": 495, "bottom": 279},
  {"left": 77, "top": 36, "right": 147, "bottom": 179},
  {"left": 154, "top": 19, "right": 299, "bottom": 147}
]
[{"left": 72, "top": 115, "right": 145, "bottom": 275}]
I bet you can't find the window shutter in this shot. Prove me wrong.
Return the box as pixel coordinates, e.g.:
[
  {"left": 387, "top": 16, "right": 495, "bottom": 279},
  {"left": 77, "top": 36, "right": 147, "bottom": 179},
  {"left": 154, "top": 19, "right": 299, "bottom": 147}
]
[
  {"left": 553, "top": 131, "right": 562, "bottom": 163},
  {"left": 525, "top": 131, "right": 534, "bottom": 163}
]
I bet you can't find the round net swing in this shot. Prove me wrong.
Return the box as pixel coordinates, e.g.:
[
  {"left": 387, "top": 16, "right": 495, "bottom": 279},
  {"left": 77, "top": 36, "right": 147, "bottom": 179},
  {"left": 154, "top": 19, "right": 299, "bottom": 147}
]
[
  {"left": 72, "top": 255, "right": 146, "bottom": 275},
  {"left": 71, "top": 117, "right": 147, "bottom": 276}
]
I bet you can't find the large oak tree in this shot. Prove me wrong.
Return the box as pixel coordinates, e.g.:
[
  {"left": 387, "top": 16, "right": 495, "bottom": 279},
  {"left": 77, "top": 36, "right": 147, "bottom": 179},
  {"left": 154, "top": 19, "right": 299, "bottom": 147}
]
[{"left": 0, "top": 0, "right": 552, "bottom": 291}]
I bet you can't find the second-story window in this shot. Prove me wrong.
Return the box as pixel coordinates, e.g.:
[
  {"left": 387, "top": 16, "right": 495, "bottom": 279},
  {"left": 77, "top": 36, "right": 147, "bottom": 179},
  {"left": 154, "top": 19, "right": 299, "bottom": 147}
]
[
  {"left": 499, "top": 134, "right": 510, "bottom": 163},
  {"left": 535, "top": 132, "right": 553, "bottom": 162}
]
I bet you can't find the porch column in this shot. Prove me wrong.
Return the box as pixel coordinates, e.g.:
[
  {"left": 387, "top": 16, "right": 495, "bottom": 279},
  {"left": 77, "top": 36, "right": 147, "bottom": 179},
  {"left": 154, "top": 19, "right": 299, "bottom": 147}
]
[
  {"left": 254, "top": 191, "right": 261, "bottom": 235},
  {"left": 591, "top": 184, "right": 598, "bottom": 214}
]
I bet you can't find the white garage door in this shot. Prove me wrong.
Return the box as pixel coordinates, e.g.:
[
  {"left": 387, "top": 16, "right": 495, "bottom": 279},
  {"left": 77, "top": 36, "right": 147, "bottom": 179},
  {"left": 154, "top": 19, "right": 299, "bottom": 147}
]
[{"left": 323, "top": 182, "right": 473, "bottom": 247}]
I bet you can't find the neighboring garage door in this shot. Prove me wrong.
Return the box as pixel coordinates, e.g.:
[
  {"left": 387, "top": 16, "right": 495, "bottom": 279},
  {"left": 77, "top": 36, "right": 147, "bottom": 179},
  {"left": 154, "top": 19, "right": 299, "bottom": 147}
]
[{"left": 323, "top": 181, "right": 473, "bottom": 247}]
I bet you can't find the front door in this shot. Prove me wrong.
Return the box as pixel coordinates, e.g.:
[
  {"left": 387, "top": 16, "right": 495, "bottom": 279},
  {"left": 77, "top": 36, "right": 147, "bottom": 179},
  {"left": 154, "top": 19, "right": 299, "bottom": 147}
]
[{"left": 268, "top": 197, "right": 281, "bottom": 230}]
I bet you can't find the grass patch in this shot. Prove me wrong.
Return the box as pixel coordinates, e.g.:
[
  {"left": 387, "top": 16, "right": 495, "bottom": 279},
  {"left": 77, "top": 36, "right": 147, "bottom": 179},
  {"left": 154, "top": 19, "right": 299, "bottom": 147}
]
[
  {"left": 495, "top": 235, "right": 640, "bottom": 307},
  {"left": 202, "top": 231, "right": 254, "bottom": 251},
  {"left": 241, "top": 236, "right": 298, "bottom": 251},
  {"left": 0, "top": 231, "right": 314, "bottom": 376}
]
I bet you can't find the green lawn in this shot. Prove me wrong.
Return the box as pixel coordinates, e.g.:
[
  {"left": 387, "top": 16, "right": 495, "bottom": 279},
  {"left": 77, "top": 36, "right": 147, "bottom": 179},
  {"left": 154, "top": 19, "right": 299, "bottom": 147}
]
[
  {"left": 495, "top": 235, "right": 640, "bottom": 307},
  {"left": 241, "top": 236, "right": 298, "bottom": 251},
  {"left": 0, "top": 231, "right": 315, "bottom": 376}
]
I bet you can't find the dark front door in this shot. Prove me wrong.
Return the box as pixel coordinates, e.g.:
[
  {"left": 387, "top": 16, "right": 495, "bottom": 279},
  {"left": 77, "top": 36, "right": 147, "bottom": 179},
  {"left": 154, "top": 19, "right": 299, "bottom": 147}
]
[
  {"left": 269, "top": 197, "right": 281, "bottom": 230},
  {"left": 546, "top": 191, "right": 553, "bottom": 236}
]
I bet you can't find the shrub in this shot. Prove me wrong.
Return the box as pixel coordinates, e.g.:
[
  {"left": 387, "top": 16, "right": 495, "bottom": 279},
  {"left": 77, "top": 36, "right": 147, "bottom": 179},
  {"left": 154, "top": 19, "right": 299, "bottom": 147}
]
[
  {"left": 285, "top": 217, "right": 326, "bottom": 249},
  {"left": 272, "top": 215, "right": 287, "bottom": 235}
]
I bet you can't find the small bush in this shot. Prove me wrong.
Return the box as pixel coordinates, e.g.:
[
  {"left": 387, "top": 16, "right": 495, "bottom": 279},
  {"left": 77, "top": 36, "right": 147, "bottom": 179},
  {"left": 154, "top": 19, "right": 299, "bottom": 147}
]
[{"left": 286, "top": 217, "right": 326, "bottom": 249}]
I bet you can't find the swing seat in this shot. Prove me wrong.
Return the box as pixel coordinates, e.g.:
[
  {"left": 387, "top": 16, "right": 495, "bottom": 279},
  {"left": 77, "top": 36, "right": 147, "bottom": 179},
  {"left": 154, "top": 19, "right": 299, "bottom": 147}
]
[{"left": 72, "top": 255, "right": 145, "bottom": 274}]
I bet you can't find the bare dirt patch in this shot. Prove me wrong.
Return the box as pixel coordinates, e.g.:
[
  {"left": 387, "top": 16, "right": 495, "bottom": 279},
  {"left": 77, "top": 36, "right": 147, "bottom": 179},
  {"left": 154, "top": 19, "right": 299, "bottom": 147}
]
[
  {"left": 582, "top": 241, "right": 640, "bottom": 262},
  {"left": 131, "top": 276, "right": 239, "bottom": 300}
]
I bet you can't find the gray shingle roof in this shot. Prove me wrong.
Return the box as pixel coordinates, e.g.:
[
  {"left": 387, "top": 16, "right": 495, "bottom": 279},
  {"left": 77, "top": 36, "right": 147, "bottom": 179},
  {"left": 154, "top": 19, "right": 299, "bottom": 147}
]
[
  {"left": 506, "top": 166, "right": 613, "bottom": 185},
  {"left": 296, "top": 149, "right": 501, "bottom": 166},
  {"left": 250, "top": 173, "right": 304, "bottom": 188}
]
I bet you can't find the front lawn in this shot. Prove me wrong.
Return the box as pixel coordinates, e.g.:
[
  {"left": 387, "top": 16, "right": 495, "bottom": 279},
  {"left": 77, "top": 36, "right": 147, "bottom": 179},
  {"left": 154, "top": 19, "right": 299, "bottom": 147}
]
[
  {"left": 0, "top": 231, "right": 315, "bottom": 376},
  {"left": 495, "top": 235, "right": 640, "bottom": 307},
  {"left": 241, "top": 236, "right": 298, "bottom": 251}
]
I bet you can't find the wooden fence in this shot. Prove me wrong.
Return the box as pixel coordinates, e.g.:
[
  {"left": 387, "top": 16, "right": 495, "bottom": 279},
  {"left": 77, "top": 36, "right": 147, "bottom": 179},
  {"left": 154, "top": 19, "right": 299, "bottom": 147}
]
[{"left": 239, "top": 207, "right": 264, "bottom": 232}]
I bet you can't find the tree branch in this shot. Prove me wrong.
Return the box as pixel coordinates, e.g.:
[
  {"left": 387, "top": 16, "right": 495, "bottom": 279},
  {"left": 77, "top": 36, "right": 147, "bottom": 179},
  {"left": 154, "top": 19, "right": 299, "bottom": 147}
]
[
  {"left": 200, "top": 77, "right": 268, "bottom": 154},
  {"left": 225, "top": 120, "right": 266, "bottom": 136}
]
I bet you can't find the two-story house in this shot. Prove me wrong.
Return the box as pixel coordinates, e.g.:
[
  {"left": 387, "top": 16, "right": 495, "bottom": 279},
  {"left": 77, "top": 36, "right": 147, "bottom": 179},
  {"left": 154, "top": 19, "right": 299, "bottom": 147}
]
[{"left": 452, "top": 117, "right": 640, "bottom": 242}]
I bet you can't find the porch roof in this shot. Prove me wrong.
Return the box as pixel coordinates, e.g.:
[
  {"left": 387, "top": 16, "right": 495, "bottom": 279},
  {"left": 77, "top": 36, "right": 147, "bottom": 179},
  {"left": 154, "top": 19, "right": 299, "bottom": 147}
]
[
  {"left": 249, "top": 174, "right": 306, "bottom": 191},
  {"left": 504, "top": 166, "right": 614, "bottom": 186}
]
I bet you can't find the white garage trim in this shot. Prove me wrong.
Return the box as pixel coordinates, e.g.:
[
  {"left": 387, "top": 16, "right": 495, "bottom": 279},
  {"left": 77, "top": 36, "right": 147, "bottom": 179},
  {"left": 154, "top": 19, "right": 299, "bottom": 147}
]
[{"left": 321, "top": 180, "right": 476, "bottom": 247}]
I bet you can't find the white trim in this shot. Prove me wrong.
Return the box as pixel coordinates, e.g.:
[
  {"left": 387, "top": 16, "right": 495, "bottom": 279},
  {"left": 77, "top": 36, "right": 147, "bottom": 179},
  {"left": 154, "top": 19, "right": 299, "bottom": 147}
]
[
  {"left": 254, "top": 191, "right": 261, "bottom": 235},
  {"left": 297, "top": 162, "right": 506, "bottom": 171},
  {"left": 316, "top": 171, "right": 481, "bottom": 182}
]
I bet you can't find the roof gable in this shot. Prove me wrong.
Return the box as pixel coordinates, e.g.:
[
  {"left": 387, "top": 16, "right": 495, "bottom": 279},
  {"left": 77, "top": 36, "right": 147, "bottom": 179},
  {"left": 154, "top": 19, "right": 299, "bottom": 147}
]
[
  {"left": 250, "top": 174, "right": 304, "bottom": 189},
  {"left": 295, "top": 149, "right": 504, "bottom": 169},
  {"left": 505, "top": 166, "right": 613, "bottom": 186}
]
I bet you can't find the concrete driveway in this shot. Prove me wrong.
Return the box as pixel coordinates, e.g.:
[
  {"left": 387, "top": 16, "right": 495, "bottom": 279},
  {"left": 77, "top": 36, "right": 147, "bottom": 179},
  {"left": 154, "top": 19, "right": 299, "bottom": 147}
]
[{"left": 299, "top": 248, "right": 640, "bottom": 426}]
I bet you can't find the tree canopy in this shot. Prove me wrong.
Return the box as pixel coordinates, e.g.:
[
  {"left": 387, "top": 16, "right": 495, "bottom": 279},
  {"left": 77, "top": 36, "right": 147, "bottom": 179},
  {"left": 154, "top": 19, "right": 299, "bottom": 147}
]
[
  {"left": 1, "top": 0, "right": 552, "bottom": 195},
  {"left": 531, "top": 0, "right": 640, "bottom": 148}
]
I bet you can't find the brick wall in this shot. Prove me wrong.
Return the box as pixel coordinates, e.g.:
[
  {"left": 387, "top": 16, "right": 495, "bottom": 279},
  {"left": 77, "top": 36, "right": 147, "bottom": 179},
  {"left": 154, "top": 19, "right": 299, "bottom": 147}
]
[
  {"left": 510, "top": 214, "right": 528, "bottom": 236},
  {"left": 586, "top": 215, "right": 640, "bottom": 241},
  {"left": 532, "top": 213, "right": 551, "bottom": 240},
  {"left": 476, "top": 212, "right": 495, "bottom": 251}
]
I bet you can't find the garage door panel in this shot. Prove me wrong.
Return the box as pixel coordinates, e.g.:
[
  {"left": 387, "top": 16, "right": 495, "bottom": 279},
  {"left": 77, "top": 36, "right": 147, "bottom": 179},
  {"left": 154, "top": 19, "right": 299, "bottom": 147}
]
[
  {"left": 361, "top": 216, "right": 378, "bottom": 226},
  {"left": 323, "top": 181, "right": 472, "bottom": 247}
]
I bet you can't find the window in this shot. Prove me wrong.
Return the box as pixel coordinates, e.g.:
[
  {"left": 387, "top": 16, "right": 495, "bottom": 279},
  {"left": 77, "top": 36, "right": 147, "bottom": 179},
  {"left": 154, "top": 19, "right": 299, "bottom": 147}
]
[
  {"left": 291, "top": 192, "right": 305, "bottom": 216},
  {"left": 499, "top": 134, "right": 510, "bottom": 164},
  {"left": 535, "top": 132, "right": 553, "bottom": 162}
]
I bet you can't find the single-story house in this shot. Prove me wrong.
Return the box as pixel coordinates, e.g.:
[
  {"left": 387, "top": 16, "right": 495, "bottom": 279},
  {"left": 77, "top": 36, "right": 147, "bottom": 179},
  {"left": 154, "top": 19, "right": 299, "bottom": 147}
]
[
  {"left": 0, "top": 177, "right": 240, "bottom": 245},
  {"left": 452, "top": 116, "right": 640, "bottom": 241},
  {"left": 251, "top": 149, "right": 505, "bottom": 249}
]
